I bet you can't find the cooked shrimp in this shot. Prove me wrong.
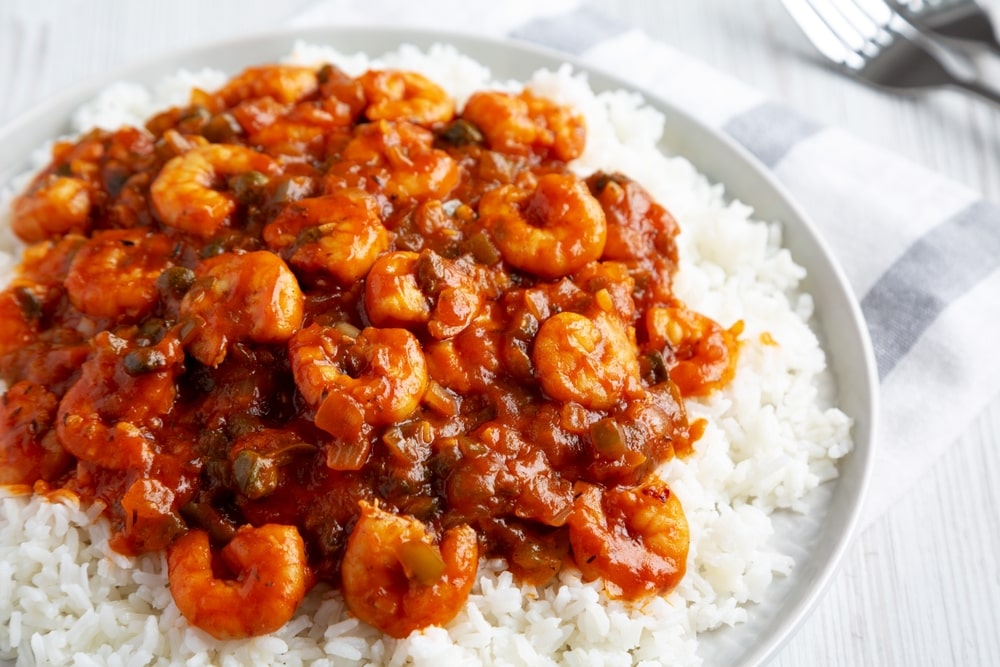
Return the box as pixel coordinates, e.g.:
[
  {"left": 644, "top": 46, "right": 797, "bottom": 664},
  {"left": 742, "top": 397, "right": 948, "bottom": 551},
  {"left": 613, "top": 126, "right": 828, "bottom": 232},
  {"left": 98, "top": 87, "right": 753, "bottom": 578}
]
[
  {"left": 214, "top": 64, "right": 319, "bottom": 107},
  {"left": 250, "top": 119, "right": 329, "bottom": 162},
  {"left": 461, "top": 90, "right": 586, "bottom": 161},
  {"left": 15, "top": 233, "right": 87, "bottom": 286},
  {"left": 363, "top": 251, "right": 430, "bottom": 329},
  {"left": 56, "top": 331, "right": 184, "bottom": 472},
  {"left": 533, "top": 309, "right": 642, "bottom": 410},
  {"left": 567, "top": 480, "right": 689, "bottom": 599},
  {"left": 422, "top": 305, "right": 505, "bottom": 395},
  {"left": 288, "top": 324, "right": 429, "bottom": 442},
  {"left": 262, "top": 189, "right": 389, "bottom": 285},
  {"left": 0, "top": 380, "right": 72, "bottom": 485},
  {"left": 359, "top": 69, "right": 455, "bottom": 126},
  {"left": 326, "top": 120, "right": 459, "bottom": 203},
  {"left": 11, "top": 175, "right": 93, "bottom": 243},
  {"left": 316, "top": 63, "right": 367, "bottom": 123},
  {"left": 365, "top": 250, "right": 496, "bottom": 339},
  {"left": 341, "top": 501, "right": 478, "bottom": 638},
  {"left": 180, "top": 251, "right": 304, "bottom": 367},
  {"left": 150, "top": 143, "right": 278, "bottom": 237},
  {"left": 644, "top": 304, "right": 741, "bottom": 396},
  {"left": 587, "top": 171, "right": 680, "bottom": 305},
  {"left": 236, "top": 89, "right": 358, "bottom": 159},
  {"left": 588, "top": 172, "right": 679, "bottom": 259},
  {"left": 167, "top": 524, "right": 310, "bottom": 640},
  {"left": 64, "top": 229, "right": 176, "bottom": 320},
  {"left": 478, "top": 172, "right": 607, "bottom": 279}
]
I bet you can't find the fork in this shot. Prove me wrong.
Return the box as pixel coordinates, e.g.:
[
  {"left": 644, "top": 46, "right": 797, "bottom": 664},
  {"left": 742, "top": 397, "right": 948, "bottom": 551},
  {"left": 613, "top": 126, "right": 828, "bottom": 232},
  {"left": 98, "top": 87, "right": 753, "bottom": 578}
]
[{"left": 782, "top": 0, "right": 1000, "bottom": 105}]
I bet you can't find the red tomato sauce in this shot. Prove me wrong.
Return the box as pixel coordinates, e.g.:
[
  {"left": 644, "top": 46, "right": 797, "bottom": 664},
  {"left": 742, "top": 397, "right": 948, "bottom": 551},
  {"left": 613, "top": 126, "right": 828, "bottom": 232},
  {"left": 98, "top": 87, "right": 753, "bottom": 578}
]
[{"left": 0, "top": 63, "right": 739, "bottom": 638}]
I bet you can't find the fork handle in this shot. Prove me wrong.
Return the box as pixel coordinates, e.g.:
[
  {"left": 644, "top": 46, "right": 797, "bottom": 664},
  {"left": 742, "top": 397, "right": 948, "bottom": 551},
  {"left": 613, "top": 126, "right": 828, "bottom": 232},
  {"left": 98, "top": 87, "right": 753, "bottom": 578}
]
[
  {"left": 951, "top": 77, "right": 1000, "bottom": 106},
  {"left": 909, "top": 31, "right": 1000, "bottom": 106}
]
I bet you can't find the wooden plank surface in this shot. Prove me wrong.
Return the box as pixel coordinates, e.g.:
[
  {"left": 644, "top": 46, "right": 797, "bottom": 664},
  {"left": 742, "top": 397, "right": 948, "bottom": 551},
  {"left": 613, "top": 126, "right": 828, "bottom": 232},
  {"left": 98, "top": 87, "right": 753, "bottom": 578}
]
[{"left": 1, "top": 1, "right": 998, "bottom": 665}]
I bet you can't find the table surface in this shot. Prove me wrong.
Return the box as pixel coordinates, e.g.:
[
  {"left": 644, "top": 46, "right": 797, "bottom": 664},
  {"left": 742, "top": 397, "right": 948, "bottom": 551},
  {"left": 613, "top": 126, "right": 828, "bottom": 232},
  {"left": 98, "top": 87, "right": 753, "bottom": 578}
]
[{"left": 1, "top": 1, "right": 998, "bottom": 665}]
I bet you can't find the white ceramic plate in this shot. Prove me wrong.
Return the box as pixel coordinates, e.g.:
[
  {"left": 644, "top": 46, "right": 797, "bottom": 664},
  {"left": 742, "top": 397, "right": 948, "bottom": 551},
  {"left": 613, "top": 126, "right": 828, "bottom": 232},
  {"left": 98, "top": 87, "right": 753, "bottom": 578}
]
[{"left": 0, "top": 27, "right": 878, "bottom": 667}]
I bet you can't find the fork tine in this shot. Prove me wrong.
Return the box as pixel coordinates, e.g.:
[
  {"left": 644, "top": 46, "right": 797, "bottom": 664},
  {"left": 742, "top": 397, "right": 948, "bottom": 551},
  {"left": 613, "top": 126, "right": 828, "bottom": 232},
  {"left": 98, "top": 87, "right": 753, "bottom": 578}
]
[
  {"left": 850, "top": 0, "right": 901, "bottom": 29},
  {"left": 830, "top": 0, "right": 895, "bottom": 49},
  {"left": 805, "top": 0, "right": 872, "bottom": 52},
  {"left": 781, "top": 0, "right": 868, "bottom": 69}
]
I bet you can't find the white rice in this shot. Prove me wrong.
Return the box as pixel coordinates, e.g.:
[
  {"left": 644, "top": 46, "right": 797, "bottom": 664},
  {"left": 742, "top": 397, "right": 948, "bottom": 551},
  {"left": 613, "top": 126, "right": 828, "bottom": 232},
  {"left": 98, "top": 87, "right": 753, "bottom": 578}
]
[{"left": 0, "top": 42, "right": 853, "bottom": 666}]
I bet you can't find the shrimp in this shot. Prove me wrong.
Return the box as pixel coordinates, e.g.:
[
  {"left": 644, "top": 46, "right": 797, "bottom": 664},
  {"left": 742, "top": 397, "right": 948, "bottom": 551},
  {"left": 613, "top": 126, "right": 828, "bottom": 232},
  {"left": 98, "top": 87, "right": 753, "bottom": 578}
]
[
  {"left": 325, "top": 120, "right": 459, "bottom": 203},
  {"left": 167, "top": 524, "right": 310, "bottom": 640},
  {"left": 56, "top": 331, "right": 184, "bottom": 472},
  {"left": 249, "top": 119, "right": 330, "bottom": 162},
  {"left": 341, "top": 501, "right": 478, "bottom": 638},
  {"left": 15, "top": 233, "right": 88, "bottom": 286},
  {"left": 364, "top": 249, "right": 498, "bottom": 339},
  {"left": 0, "top": 380, "right": 73, "bottom": 485},
  {"left": 150, "top": 143, "right": 278, "bottom": 237},
  {"left": 586, "top": 172, "right": 679, "bottom": 263},
  {"left": 567, "top": 480, "right": 689, "bottom": 599},
  {"left": 237, "top": 89, "right": 358, "bottom": 160},
  {"left": 644, "top": 304, "right": 741, "bottom": 397},
  {"left": 363, "top": 251, "right": 430, "bottom": 329},
  {"left": 288, "top": 324, "right": 429, "bottom": 446},
  {"left": 262, "top": 189, "right": 389, "bottom": 285},
  {"left": 359, "top": 69, "right": 455, "bottom": 126},
  {"left": 533, "top": 309, "right": 643, "bottom": 410},
  {"left": 11, "top": 175, "right": 93, "bottom": 243},
  {"left": 213, "top": 64, "right": 319, "bottom": 107},
  {"left": 461, "top": 90, "right": 586, "bottom": 161},
  {"left": 586, "top": 171, "right": 680, "bottom": 306},
  {"left": 478, "top": 172, "right": 607, "bottom": 279},
  {"left": 316, "top": 63, "right": 367, "bottom": 123},
  {"left": 64, "top": 229, "right": 176, "bottom": 320},
  {"left": 422, "top": 306, "right": 506, "bottom": 396},
  {"left": 180, "top": 251, "right": 304, "bottom": 367}
]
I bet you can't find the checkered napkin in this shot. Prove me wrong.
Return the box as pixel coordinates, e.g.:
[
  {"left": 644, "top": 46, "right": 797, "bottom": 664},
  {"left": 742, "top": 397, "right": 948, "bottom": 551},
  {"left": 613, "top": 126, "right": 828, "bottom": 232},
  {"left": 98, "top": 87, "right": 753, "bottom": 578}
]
[{"left": 290, "top": 0, "right": 1000, "bottom": 526}]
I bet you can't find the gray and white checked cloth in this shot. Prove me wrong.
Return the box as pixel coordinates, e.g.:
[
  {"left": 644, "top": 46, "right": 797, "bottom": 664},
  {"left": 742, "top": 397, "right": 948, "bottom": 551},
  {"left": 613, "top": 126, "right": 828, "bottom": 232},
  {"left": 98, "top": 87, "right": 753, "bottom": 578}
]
[{"left": 290, "top": 0, "right": 1000, "bottom": 526}]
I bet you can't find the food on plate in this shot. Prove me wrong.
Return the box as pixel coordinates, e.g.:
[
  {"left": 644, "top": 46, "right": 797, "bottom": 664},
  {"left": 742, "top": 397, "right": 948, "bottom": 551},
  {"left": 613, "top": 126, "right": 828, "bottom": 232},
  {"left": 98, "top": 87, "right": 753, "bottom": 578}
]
[
  {"left": 2, "top": 55, "right": 714, "bottom": 637},
  {"left": 0, "top": 43, "right": 853, "bottom": 666}
]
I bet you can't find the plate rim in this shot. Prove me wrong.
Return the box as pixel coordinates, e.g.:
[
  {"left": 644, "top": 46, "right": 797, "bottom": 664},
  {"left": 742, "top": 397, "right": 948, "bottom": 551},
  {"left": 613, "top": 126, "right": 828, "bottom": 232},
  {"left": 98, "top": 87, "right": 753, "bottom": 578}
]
[{"left": 0, "top": 25, "right": 879, "bottom": 667}]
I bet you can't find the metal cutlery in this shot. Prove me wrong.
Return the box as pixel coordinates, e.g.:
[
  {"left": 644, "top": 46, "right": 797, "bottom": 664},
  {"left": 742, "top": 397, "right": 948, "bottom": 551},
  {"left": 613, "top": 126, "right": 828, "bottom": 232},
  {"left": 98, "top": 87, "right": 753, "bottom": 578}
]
[
  {"left": 782, "top": 0, "right": 1000, "bottom": 104},
  {"left": 889, "top": 0, "right": 1000, "bottom": 47}
]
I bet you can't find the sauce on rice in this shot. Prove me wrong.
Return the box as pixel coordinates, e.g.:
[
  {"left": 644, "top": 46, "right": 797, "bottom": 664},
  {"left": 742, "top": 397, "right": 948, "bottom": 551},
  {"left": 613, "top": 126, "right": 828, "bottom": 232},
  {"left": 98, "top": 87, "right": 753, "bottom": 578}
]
[{"left": 0, "top": 62, "right": 740, "bottom": 639}]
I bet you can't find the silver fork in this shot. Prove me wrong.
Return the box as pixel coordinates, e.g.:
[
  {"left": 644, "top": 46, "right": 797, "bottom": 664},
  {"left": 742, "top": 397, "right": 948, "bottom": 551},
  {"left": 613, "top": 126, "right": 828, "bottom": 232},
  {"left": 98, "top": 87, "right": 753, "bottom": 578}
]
[{"left": 782, "top": 0, "right": 1000, "bottom": 105}]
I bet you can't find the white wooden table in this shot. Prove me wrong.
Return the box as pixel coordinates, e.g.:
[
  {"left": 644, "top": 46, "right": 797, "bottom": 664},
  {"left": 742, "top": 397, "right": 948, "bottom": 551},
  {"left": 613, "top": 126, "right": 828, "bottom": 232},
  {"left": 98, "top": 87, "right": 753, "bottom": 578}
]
[{"left": 1, "top": 1, "right": 998, "bottom": 665}]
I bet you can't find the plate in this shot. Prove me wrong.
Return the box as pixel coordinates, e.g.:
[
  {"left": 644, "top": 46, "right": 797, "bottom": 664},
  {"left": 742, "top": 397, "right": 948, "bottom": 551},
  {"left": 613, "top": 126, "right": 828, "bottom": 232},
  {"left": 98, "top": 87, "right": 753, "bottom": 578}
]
[{"left": 0, "top": 27, "right": 878, "bottom": 667}]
